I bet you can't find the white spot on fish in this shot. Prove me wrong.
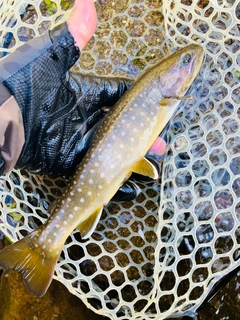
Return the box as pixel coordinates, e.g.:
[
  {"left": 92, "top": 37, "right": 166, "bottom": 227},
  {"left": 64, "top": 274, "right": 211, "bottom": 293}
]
[
  {"left": 63, "top": 221, "right": 68, "bottom": 225},
  {"left": 80, "top": 174, "right": 84, "bottom": 179},
  {"left": 89, "top": 179, "right": 94, "bottom": 184},
  {"left": 87, "top": 191, "right": 92, "bottom": 196},
  {"left": 98, "top": 185, "right": 103, "bottom": 189},
  {"left": 74, "top": 206, "right": 79, "bottom": 211},
  {"left": 54, "top": 233, "right": 57, "bottom": 237},
  {"left": 43, "top": 245, "right": 46, "bottom": 249},
  {"left": 48, "top": 239, "right": 52, "bottom": 243},
  {"left": 107, "top": 143, "right": 112, "bottom": 148},
  {"left": 121, "top": 119, "right": 126, "bottom": 124},
  {"left": 56, "top": 224, "right": 60, "bottom": 228},
  {"left": 67, "top": 198, "right": 71, "bottom": 202},
  {"left": 100, "top": 173, "right": 105, "bottom": 178},
  {"left": 94, "top": 162, "right": 99, "bottom": 167},
  {"left": 80, "top": 197, "right": 85, "bottom": 203},
  {"left": 78, "top": 188, "right": 82, "bottom": 193},
  {"left": 131, "top": 116, "right": 136, "bottom": 121},
  {"left": 70, "top": 192, "right": 74, "bottom": 196},
  {"left": 121, "top": 131, "right": 126, "bottom": 137},
  {"left": 69, "top": 214, "right": 74, "bottom": 219},
  {"left": 90, "top": 169, "right": 94, "bottom": 174},
  {"left": 73, "top": 181, "right": 77, "bottom": 185}
]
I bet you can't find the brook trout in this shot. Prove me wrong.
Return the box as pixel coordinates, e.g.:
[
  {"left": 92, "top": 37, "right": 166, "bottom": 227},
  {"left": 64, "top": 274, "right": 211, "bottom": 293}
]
[{"left": 0, "top": 44, "right": 204, "bottom": 297}]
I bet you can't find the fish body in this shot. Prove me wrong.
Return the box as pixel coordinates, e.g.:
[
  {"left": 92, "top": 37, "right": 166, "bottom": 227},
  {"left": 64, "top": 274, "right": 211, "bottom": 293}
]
[{"left": 0, "top": 44, "right": 204, "bottom": 296}]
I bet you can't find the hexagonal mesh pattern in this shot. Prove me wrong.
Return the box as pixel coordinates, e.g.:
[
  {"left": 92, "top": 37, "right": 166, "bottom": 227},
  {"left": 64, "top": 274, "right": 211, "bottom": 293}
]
[{"left": 0, "top": 0, "right": 240, "bottom": 319}]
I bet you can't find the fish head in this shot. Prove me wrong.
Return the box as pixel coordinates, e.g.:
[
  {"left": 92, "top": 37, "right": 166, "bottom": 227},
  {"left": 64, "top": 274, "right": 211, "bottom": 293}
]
[{"left": 158, "top": 44, "right": 204, "bottom": 98}]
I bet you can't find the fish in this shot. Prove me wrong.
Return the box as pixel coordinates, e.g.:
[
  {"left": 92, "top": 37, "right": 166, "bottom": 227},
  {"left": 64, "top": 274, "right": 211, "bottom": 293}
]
[{"left": 0, "top": 44, "right": 204, "bottom": 297}]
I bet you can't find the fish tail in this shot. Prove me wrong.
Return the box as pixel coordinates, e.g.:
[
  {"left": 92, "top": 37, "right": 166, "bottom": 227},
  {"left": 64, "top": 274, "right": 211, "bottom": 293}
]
[{"left": 0, "top": 231, "right": 59, "bottom": 297}]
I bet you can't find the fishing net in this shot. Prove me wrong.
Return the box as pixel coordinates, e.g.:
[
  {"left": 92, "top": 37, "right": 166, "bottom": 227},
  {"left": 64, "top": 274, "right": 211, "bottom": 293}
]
[{"left": 0, "top": 0, "right": 240, "bottom": 319}]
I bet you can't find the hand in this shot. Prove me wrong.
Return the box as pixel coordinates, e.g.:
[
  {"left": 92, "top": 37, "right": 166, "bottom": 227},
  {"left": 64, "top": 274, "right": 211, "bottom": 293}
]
[{"left": 0, "top": 0, "right": 166, "bottom": 202}]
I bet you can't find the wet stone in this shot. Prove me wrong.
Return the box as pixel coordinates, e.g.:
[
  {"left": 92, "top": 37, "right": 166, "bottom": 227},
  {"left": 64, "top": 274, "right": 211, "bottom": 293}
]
[
  {"left": 211, "top": 168, "right": 230, "bottom": 187},
  {"left": 176, "top": 190, "right": 193, "bottom": 209},
  {"left": 215, "top": 212, "right": 235, "bottom": 233},
  {"left": 126, "top": 20, "right": 147, "bottom": 37},
  {"left": 214, "top": 189, "right": 233, "bottom": 209}
]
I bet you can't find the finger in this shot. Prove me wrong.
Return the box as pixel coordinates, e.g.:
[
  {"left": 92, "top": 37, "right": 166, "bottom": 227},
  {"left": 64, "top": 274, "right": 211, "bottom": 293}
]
[
  {"left": 67, "top": 0, "right": 97, "bottom": 50},
  {"left": 148, "top": 137, "right": 166, "bottom": 156}
]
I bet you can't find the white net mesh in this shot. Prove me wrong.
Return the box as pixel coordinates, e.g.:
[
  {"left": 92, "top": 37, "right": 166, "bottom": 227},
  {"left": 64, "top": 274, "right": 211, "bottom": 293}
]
[{"left": 0, "top": 0, "right": 240, "bottom": 319}]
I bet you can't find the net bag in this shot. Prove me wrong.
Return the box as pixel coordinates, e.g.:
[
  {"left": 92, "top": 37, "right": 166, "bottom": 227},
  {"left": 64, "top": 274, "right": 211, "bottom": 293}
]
[{"left": 0, "top": 0, "right": 240, "bottom": 319}]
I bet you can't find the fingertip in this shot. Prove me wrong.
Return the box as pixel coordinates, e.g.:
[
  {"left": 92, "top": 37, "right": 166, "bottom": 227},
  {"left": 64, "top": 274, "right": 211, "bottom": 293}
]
[
  {"left": 149, "top": 137, "right": 166, "bottom": 156},
  {"left": 67, "top": 0, "right": 97, "bottom": 50}
]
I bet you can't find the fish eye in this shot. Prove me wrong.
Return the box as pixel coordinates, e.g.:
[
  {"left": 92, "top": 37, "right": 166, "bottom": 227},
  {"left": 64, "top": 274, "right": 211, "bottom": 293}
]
[{"left": 181, "top": 53, "right": 192, "bottom": 65}]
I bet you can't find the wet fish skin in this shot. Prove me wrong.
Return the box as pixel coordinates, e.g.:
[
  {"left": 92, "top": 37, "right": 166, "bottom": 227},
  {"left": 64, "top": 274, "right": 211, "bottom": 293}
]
[{"left": 0, "top": 44, "right": 204, "bottom": 297}]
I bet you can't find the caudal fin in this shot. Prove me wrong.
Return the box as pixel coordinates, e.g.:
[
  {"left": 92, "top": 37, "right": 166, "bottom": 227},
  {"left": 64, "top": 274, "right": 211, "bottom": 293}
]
[{"left": 0, "top": 233, "right": 59, "bottom": 297}]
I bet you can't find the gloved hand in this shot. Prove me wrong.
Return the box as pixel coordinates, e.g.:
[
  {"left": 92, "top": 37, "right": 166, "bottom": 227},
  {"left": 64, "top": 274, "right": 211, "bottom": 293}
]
[{"left": 0, "top": 0, "right": 166, "bottom": 201}]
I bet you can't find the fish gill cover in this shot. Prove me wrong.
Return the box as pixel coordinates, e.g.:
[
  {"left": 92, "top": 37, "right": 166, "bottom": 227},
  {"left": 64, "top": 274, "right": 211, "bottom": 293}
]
[{"left": 0, "top": 0, "right": 239, "bottom": 319}]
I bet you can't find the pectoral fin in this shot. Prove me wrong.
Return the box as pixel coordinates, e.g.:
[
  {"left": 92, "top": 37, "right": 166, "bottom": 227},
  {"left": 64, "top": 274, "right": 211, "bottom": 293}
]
[
  {"left": 159, "top": 98, "right": 177, "bottom": 107},
  {"left": 132, "top": 157, "right": 158, "bottom": 180},
  {"left": 159, "top": 95, "right": 193, "bottom": 107},
  {"left": 76, "top": 207, "right": 103, "bottom": 240}
]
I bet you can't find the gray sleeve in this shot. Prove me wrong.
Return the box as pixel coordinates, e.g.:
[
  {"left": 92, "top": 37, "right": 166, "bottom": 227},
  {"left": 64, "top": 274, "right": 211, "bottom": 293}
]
[
  {"left": 0, "top": 23, "right": 79, "bottom": 175},
  {"left": 0, "top": 83, "right": 25, "bottom": 175},
  {"left": 0, "top": 23, "right": 74, "bottom": 82}
]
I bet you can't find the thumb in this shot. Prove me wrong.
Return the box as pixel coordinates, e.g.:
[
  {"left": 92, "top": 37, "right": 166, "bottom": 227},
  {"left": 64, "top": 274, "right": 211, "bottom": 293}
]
[{"left": 67, "top": 0, "right": 97, "bottom": 50}]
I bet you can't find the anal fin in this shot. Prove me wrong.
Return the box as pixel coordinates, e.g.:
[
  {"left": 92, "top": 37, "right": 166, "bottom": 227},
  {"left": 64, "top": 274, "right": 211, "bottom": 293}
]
[
  {"left": 76, "top": 207, "right": 103, "bottom": 240},
  {"left": 132, "top": 157, "right": 158, "bottom": 180}
]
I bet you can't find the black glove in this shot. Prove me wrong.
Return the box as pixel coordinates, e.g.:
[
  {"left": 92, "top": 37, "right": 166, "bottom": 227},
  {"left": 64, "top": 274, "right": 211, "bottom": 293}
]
[
  {"left": 0, "top": 23, "right": 133, "bottom": 177},
  {"left": 0, "top": 23, "right": 162, "bottom": 201},
  {"left": 0, "top": 23, "right": 145, "bottom": 201}
]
